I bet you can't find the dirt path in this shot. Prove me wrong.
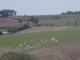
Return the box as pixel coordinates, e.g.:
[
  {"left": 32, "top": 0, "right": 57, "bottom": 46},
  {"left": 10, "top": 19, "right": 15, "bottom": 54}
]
[
  {"left": 48, "top": 40, "right": 80, "bottom": 60},
  {"left": 28, "top": 40, "right": 80, "bottom": 60},
  {"left": 17, "top": 26, "right": 75, "bottom": 34}
]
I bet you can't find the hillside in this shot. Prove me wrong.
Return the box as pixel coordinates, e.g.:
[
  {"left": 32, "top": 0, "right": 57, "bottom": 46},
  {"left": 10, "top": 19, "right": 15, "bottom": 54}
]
[
  {"left": 0, "top": 18, "right": 18, "bottom": 24},
  {"left": 11, "top": 15, "right": 80, "bottom": 21}
]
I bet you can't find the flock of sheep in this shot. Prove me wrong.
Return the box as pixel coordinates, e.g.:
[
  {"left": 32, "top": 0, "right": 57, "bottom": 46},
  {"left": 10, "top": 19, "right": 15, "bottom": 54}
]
[{"left": 6, "top": 38, "right": 57, "bottom": 51}]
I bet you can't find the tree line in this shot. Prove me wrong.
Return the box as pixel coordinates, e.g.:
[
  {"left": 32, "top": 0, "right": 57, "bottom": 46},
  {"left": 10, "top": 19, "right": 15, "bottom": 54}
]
[
  {"left": 0, "top": 9, "right": 16, "bottom": 17},
  {"left": 61, "top": 11, "right": 80, "bottom": 15}
]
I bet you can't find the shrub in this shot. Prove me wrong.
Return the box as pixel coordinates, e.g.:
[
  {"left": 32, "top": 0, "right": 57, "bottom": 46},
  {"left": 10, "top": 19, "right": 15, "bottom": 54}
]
[
  {"left": 53, "top": 16, "right": 61, "bottom": 20},
  {"left": 0, "top": 52, "right": 32, "bottom": 60},
  {"left": 0, "top": 31, "right": 3, "bottom": 35},
  {"left": 23, "top": 24, "right": 29, "bottom": 29},
  {"left": 49, "top": 23, "right": 53, "bottom": 26},
  {"left": 7, "top": 28, "right": 12, "bottom": 34},
  {"left": 68, "top": 21, "right": 70, "bottom": 25}
]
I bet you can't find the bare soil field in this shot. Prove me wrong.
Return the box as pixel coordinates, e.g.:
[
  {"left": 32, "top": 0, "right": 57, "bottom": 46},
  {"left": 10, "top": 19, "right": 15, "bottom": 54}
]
[
  {"left": 17, "top": 26, "right": 75, "bottom": 34},
  {"left": 28, "top": 40, "right": 80, "bottom": 60},
  {"left": 0, "top": 18, "right": 18, "bottom": 24},
  {"left": 0, "top": 40, "right": 80, "bottom": 60}
]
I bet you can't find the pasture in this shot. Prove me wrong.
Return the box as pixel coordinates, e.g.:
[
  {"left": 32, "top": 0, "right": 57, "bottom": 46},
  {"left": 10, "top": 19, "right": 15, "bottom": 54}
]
[
  {"left": 0, "top": 15, "right": 80, "bottom": 60},
  {"left": 0, "top": 26, "right": 80, "bottom": 50}
]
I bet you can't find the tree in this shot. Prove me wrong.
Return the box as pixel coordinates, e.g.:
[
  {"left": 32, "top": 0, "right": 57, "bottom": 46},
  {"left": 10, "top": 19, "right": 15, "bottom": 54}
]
[
  {"left": 7, "top": 28, "right": 12, "bottom": 34},
  {"left": 27, "top": 22, "right": 29, "bottom": 26},
  {"left": 74, "top": 21, "right": 77, "bottom": 25},
  {"left": 0, "top": 9, "right": 17, "bottom": 17},
  {"left": 53, "top": 16, "right": 61, "bottom": 20},
  {"left": 61, "top": 11, "right": 80, "bottom": 15},
  {"left": 27, "top": 20, "right": 29, "bottom": 26},
  {"left": 29, "top": 16, "right": 35, "bottom": 26},
  {"left": 49, "top": 23, "right": 53, "bottom": 26},
  {"left": 18, "top": 20, "right": 22, "bottom": 26},
  {"left": 34, "top": 18, "right": 39, "bottom": 25},
  {"left": 19, "top": 20, "right": 22, "bottom": 23},
  {"left": 68, "top": 21, "right": 70, "bottom": 25},
  {"left": 23, "top": 24, "right": 29, "bottom": 29},
  {"left": 0, "top": 31, "right": 3, "bottom": 35}
]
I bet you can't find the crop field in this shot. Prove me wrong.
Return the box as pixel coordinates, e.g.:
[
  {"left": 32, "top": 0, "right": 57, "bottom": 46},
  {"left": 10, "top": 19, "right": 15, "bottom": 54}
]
[
  {"left": 0, "top": 18, "right": 80, "bottom": 28},
  {"left": 11, "top": 15, "right": 80, "bottom": 20},
  {"left": 1, "top": 15, "right": 80, "bottom": 28},
  {"left": 0, "top": 26, "right": 80, "bottom": 50},
  {"left": 0, "top": 18, "right": 18, "bottom": 24},
  {"left": 39, "top": 18, "right": 80, "bottom": 25}
]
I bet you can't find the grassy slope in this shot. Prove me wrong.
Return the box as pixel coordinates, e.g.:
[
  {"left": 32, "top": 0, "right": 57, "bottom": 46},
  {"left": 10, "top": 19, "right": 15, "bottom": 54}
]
[
  {"left": 0, "top": 26, "right": 80, "bottom": 49},
  {"left": 39, "top": 18, "right": 80, "bottom": 25}
]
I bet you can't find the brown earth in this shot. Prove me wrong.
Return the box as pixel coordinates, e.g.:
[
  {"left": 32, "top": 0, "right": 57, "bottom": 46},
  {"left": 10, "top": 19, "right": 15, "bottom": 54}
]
[
  {"left": 0, "top": 40, "right": 80, "bottom": 60},
  {"left": 28, "top": 40, "right": 80, "bottom": 60},
  {"left": 0, "top": 18, "right": 18, "bottom": 24},
  {"left": 17, "top": 26, "right": 75, "bottom": 34}
]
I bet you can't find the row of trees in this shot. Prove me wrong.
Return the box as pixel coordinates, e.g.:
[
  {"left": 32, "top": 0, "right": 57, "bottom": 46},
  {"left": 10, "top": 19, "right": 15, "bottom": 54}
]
[
  {"left": 0, "top": 9, "right": 16, "bottom": 17},
  {"left": 7, "top": 24, "right": 29, "bottom": 34},
  {"left": 61, "top": 11, "right": 80, "bottom": 15}
]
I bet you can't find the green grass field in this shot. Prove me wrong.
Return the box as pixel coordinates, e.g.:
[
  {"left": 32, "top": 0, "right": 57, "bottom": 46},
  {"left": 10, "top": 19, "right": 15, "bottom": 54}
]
[{"left": 0, "top": 26, "right": 80, "bottom": 50}]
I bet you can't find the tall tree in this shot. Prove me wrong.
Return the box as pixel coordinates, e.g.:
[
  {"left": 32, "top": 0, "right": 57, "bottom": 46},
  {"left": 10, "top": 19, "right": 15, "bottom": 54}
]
[
  {"left": 68, "top": 21, "right": 70, "bottom": 25},
  {"left": 18, "top": 20, "right": 22, "bottom": 27},
  {"left": 34, "top": 18, "right": 39, "bottom": 25},
  {"left": 0, "top": 9, "right": 17, "bottom": 17},
  {"left": 29, "top": 16, "right": 35, "bottom": 26},
  {"left": 74, "top": 21, "right": 77, "bottom": 25}
]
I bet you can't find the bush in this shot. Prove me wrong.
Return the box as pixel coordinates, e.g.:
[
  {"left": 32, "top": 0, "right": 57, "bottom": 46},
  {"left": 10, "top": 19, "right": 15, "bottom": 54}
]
[
  {"left": 53, "top": 16, "right": 61, "bottom": 20},
  {"left": 0, "top": 31, "right": 3, "bottom": 35},
  {"left": 49, "top": 23, "right": 53, "bottom": 26},
  {"left": 7, "top": 28, "right": 12, "bottom": 34},
  {"left": 0, "top": 52, "right": 32, "bottom": 60},
  {"left": 23, "top": 24, "right": 29, "bottom": 29},
  {"left": 68, "top": 21, "right": 70, "bottom": 25},
  {"left": 6, "top": 24, "right": 30, "bottom": 34}
]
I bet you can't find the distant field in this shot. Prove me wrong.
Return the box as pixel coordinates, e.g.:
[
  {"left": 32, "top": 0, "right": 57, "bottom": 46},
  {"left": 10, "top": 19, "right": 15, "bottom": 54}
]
[
  {"left": 0, "top": 26, "right": 80, "bottom": 50},
  {"left": 39, "top": 18, "right": 80, "bottom": 25},
  {"left": 0, "top": 18, "right": 80, "bottom": 28},
  {"left": 11, "top": 14, "right": 80, "bottom": 20},
  {"left": 0, "top": 18, "right": 18, "bottom": 24},
  {"left": 0, "top": 15, "right": 80, "bottom": 27}
]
